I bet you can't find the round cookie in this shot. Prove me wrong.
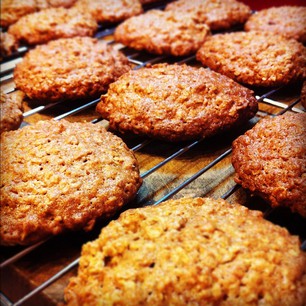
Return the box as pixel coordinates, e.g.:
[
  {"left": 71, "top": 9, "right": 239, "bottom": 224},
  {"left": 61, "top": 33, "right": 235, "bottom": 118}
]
[
  {"left": 0, "top": 32, "right": 19, "bottom": 58},
  {"left": 74, "top": 0, "right": 143, "bottom": 24},
  {"left": 96, "top": 63, "right": 258, "bottom": 142},
  {"left": 114, "top": 9, "right": 210, "bottom": 56},
  {"left": 1, "top": 0, "right": 77, "bottom": 28},
  {"left": 13, "top": 36, "right": 132, "bottom": 103},
  {"left": 165, "top": 0, "right": 251, "bottom": 31},
  {"left": 244, "top": 6, "right": 306, "bottom": 43},
  {"left": 35, "top": 0, "right": 77, "bottom": 10},
  {"left": 8, "top": 7, "right": 97, "bottom": 46},
  {"left": 64, "top": 197, "right": 306, "bottom": 305},
  {"left": 0, "top": 90, "right": 24, "bottom": 134},
  {"left": 196, "top": 31, "right": 306, "bottom": 87},
  {"left": 232, "top": 112, "right": 306, "bottom": 217},
  {"left": 0, "top": 0, "right": 37, "bottom": 28},
  {"left": 0, "top": 119, "right": 142, "bottom": 246}
]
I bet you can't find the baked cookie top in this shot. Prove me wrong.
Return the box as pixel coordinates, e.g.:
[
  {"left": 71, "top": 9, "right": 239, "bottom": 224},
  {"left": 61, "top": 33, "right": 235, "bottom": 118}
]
[
  {"left": 74, "top": 0, "right": 143, "bottom": 24},
  {"left": 196, "top": 31, "right": 306, "bottom": 87},
  {"left": 1, "top": 0, "right": 37, "bottom": 28},
  {"left": 245, "top": 6, "right": 306, "bottom": 43},
  {"left": 96, "top": 63, "right": 258, "bottom": 142},
  {"left": 1, "top": 0, "right": 77, "bottom": 28},
  {"left": 0, "top": 32, "right": 19, "bottom": 58},
  {"left": 0, "top": 119, "right": 142, "bottom": 246},
  {"left": 0, "top": 90, "right": 24, "bottom": 134},
  {"left": 35, "top": 0, "right": 77, "bottom": 10},
  {"left": 14, "top": 36, "right": 132, "bottom": 103},
  {"left": 165, "top": 0, "right": 251, "bottom": 31},
  {"left": 8, "top": 7, "right": 97, "bottom": 45},
  {"left": 114, "top": 9, "right": 210, "bottom": 56},
  {"left": 64, "top": 197, "right": 306, "bottom": 305},
  {"left": 232, "top": 112, "right": 306, "bottom": 217}
]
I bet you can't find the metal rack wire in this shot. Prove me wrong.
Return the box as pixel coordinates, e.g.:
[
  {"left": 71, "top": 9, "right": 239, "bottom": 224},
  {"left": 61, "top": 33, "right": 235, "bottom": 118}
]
[{"left": 1, "top": 5, "right": 305, "bottom": 306}]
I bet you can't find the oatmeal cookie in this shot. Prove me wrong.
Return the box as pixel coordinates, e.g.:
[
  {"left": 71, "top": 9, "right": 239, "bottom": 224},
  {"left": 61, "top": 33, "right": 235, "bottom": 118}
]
[
  {"left": 0, "top": 90, "right": 24, "bottom": 134},
  {"left": 0, "top": 119, "right": 142, "bottom": 246},
  {"left": 96, "top": 63, "right": 258, "bottom": 142},
  {"left": 8, "top": 7, "right": 97, "bottom": 45},
  {"left": 232, "top": 112, "right": 306, "bottom": 217},
  {"left": 74, "top": 0, "right": 143, "bottom": 24},
  {"left": 196, "top": 31, "right": 306, "bottom": 87},
  {"left": 245, "top": 6, "right": 306, "bottom": 43},
  {"left": 35, "top": 0, "right": 77, "bottom": 10},
  {"left": 64, "top": 197, "right": 306, "bottom": 306},
  {"left": 0, "top": 0, "right": 37, "bottom": 28},
  {"left": 13, "top": 37, "right": 132, "bottom": 103},
  {"left": 0, "top": 32, "right": 19, "bottom": 58},
  {"left": 0, "top": 0, "right": 77, "bottom": 28},
  {"left": 165, "top": 0, "right": 251, "bottom": 31},
  {"left": 114, "top": 9, "right": 210, "bottom": 56}
]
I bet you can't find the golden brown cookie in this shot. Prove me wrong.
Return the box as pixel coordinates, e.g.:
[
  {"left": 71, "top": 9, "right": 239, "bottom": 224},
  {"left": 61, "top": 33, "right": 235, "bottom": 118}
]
[
  {"left": 165, "top": 0, "right": 251, "bottom": 31},
  {"left": 245, "top": 6, "right": 306, "bottom": 43},
  {"left": 0, "top": 90, "right": 24, "bottom": 134},
  {"left": 0, "top": 119, "right": 142, "bottom": 246},
  {"left": 0, "top": 32, "right": 19, "bottom": 58},
  {"left": 0, "top": 0, "right": 37, "bottom": 28},
  {"left": 232, "top": 112, "right": 306, "bottom": 217},
  {"left": 35, "top": 0, "right": 77, "bottom": 10},
  {"left": 74, "top": 0, "right": 143, "bottom": 24},
  {"left": 96, "top": 63, "right": 258, "bottom": 142},
  {"left": 14, "top": 37, "right": 132, "bottom": 103},
  {"left": 114, "top": 9, "right": 210, "bottom": 56},
  {"left": 0, "top": 0, "right": 77, "bottom": 28},
  {"left": 8, "top": 7, "right": 97, "bottom": 45},
  {"left": 196, "top": 31, "right": 306, "bottom": 87},
  {"left": 64, "top": 197, "right": 306, "bottom": 305}
]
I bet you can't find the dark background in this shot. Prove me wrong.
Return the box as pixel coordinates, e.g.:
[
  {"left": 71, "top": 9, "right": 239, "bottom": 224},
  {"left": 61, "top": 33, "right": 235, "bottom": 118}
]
[{"left": 240, "top": 0, "right": 305, "bottom": 10}]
